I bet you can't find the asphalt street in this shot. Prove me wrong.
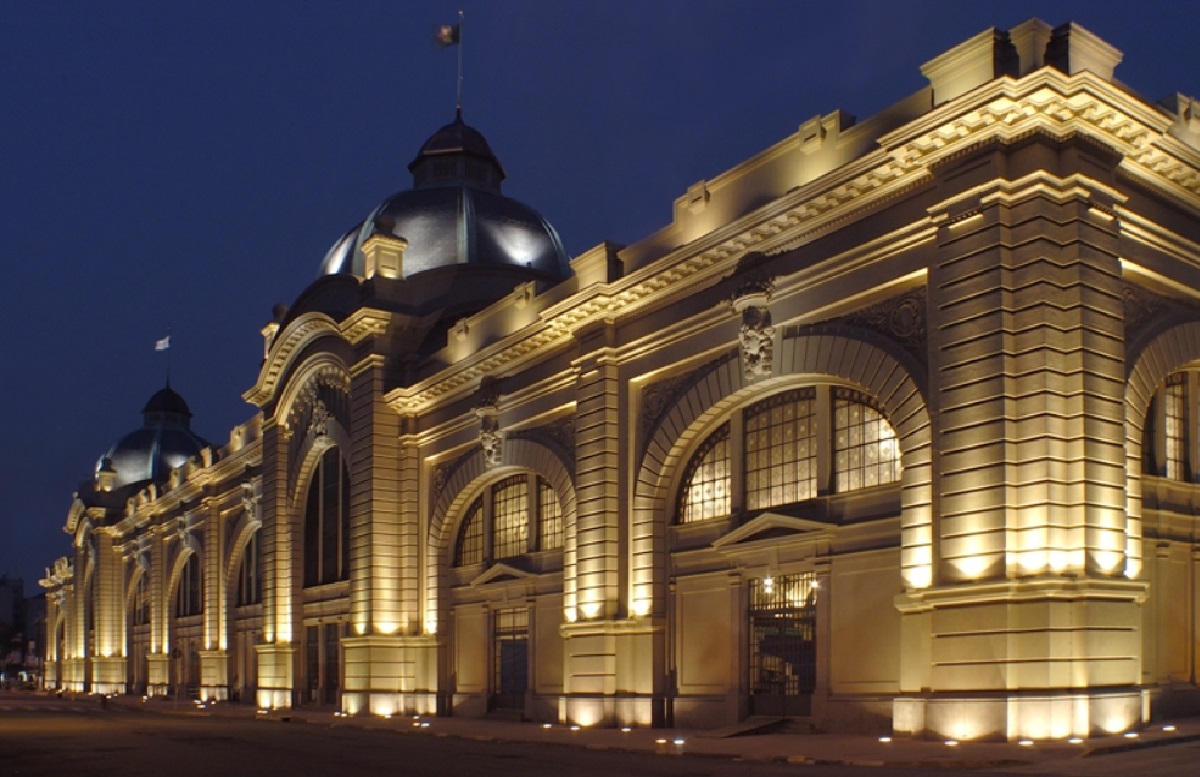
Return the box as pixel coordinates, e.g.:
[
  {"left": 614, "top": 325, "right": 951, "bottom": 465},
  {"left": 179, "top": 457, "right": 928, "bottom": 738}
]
[{"left": 3, "top": 694, "right": 1200, "bottom": 776}]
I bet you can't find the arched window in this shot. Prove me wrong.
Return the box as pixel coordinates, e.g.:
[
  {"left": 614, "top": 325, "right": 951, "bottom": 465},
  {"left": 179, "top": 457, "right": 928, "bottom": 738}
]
[
  {"left": 303, "top": 447, "right": 351, "bottom": 587},
  {"left": 236, "top": 531, "right": 262, "bottom": 606},
  {"left": 1145, "top": 371, "right": 1194, "bottom": 480},
  {"left": 131, "top": 573, "right": 150, "bottom": 626},
  {"left": 834, "top": 389, "right": 900, "bottom": 492},
  {"left": 676, "top": 385, "right": 901, "bottom": 524},
  {"left": 174, "top": 553, "right": 202, "bottom": 617},
  {"left": 677, "top": 422, "right": 731, "bottom": 523},
  {"left": 455, "top": 497, "right": 484, "bottom": 566},
  {"left": 538, "top": 480, "right": 563, "bottom": 550},
  {"left": 492, "top": 475, "right": 529, "bottom": 559},
  {"left": 453, "top": 474, "right": 563, "bottom": 567}
]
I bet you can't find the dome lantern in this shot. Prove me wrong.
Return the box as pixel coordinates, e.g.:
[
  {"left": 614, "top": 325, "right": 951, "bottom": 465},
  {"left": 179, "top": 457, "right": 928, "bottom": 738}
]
[{"left": 319, "top": 113, "right": 568, "bottom": 282}]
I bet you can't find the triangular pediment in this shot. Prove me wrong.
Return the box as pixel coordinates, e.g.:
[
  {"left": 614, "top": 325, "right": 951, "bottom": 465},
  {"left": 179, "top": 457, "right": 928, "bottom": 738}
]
[
  {"left": 469, "top": 562, "right": 536, "bottom": 588},
  {"left": 712, "top": 512, "right": 831, "bottom": 551}
]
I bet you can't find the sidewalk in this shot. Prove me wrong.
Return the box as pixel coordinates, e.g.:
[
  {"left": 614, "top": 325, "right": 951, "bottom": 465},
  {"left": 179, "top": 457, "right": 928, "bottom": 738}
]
[{"left": 111, "top": 694, "right": 1200, "bottom": 770}]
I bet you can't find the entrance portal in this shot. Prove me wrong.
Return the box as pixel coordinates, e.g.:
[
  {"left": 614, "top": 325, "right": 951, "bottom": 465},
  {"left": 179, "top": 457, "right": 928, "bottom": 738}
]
[
  {"left": 748, "top": 573, "right": 816, "bottom": 716},
  {"left": 491, "top": 608, "right": 528, "bottom": 712}
]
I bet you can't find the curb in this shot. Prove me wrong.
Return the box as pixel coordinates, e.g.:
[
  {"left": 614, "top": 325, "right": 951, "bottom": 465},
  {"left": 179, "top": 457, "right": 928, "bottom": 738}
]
[{"left": 1081, "top": 732, "right": 1200, "bottom": 758}]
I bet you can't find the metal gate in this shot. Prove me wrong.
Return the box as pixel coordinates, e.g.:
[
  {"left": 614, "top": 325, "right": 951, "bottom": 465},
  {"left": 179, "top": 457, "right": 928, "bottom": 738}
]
[
  {"left": 491, "top": 608, "right": 528, "bottom": 712},
  {"left": 748, "top": 573, "right": 816, "bottom": 716}
]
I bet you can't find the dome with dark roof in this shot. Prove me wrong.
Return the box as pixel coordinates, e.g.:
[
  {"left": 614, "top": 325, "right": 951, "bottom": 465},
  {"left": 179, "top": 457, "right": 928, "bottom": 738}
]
[
  {"left": 94, "top": 385, "right": 210, "bottom": 491},
  {"left": 319, "top": 111, "right": 569, "bottom": 281}
]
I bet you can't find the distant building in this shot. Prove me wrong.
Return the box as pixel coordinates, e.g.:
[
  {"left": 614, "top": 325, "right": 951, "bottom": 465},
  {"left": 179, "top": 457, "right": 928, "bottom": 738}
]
[
  {"left": 0, "top": 575, "right": 22, "bottom": 630},
  {"left": 40, "top": 20, "right": 1200, "bottom": 739}
]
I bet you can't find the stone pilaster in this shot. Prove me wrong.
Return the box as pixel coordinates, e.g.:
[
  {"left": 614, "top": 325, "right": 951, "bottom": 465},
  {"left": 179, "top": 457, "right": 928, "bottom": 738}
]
[
  {"left": 348, "top": 355, "right": 405, "bottom": 637},
  {"left": 90, "top": 532, "right": 127, "bottom": 694},
  {"left": 561, "top": 325, "right": 660, "bottom": 726},
  {"left": 896, "top": 135, "right": 1145, "bottom": 740},
  {"left": 200, "top": 496, "right": 228, "bottom": 700},
  {"left": 258, "top": 417, "right": 297, "bottom": 707}
]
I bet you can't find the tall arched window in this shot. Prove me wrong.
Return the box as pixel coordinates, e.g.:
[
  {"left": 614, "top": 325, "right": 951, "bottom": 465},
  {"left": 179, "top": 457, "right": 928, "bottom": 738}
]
[
  {"left": 677, "top": 422, "right": 731, "bottom": 523},
  {"left": 452, "top": 474, "right": 563, "bottom": 567},
  {"left": 1145, "top": 370, "right": 1195, "bottom": 480},
  {"left": 676, "top": 385, "right": 901, "bottom": 524},
  {"left": 131, "top": 573, "right": 150, "bottom": 626},
  {"left": 236, "top": 531, "right": 262, "bottom": 606},
  {"left": 303, "top": 447, "right": 350, "bottom": 587},
  {"left": 174, "top": 553, "right": 202, "bottom": 617},
  {"left": 455, "top": 497, "right": 484, "bottom": 566},
  {"left": 834, "top": 389, "right": 900, "bottom": 492}
]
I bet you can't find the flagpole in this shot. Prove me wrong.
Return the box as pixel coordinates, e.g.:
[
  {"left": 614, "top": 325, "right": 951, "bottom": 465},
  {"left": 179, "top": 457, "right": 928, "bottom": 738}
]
[
  {"left": 456, "top": 8, "right": 464, "bottom": 114},
  {"left": 166, "top": 324, "right": 173, "bottom": 387}
]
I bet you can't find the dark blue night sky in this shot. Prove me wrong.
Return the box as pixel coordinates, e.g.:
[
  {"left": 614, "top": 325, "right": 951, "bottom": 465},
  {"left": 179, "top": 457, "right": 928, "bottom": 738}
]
[{"left": 4, "top": 1, "right": 1199, "bottom": 586}]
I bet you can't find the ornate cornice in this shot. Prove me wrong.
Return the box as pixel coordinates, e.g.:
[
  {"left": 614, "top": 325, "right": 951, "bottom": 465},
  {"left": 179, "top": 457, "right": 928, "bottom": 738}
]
[
  {"left": 382, "top": 69, "right": 1200, "bottom": 422},
  {"left": 244, "top": 312, "right": 344, "bottom": 407},
  {"left": 340, "top": 308, "right": 391, "bottom": 345}
]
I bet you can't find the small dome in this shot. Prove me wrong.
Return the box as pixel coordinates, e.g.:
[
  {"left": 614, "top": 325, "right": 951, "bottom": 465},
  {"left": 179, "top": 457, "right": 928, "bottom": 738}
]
[
  {"left": 94, "top": 385, "right": 209, "bottom": 491},
  {"left": 142, "top": 385, "right": 192, "bottom": 420},
  {"left": 409, "top": 110, "right": 506, "bottom": 188},
  {"left": 319, "top": 112, "right": 568, "bottom": 282}
]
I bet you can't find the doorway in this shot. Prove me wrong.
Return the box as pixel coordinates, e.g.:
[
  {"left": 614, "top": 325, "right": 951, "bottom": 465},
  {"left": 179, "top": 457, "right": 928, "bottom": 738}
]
[
  {"left": 491, "top": 607, "right": 528, "bottom": 712},
  {"left": 748, "top": 573, "right": 816, "bottom": 716}
]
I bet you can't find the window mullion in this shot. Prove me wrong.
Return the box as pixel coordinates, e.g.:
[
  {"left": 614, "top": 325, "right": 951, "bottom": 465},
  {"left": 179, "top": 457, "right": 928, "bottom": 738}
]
[
  {"left": 528, "top": 475, "right": 538, "bottom": 553},
  {"left": 1190, "top": 372, "right": 1199, "bottom": 482},
  {"left": 730, "top": 412, "right": 745, "bottom": 516},
  {"left": 483, "top": 486, "right": 494, "bottom": 565},
  {"left": 815, "top": 385, "right": 833, "bottom": 497}
]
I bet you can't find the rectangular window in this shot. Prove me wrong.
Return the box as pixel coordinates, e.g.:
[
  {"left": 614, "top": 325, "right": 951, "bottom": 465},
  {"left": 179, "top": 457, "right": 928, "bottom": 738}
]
[
  {"left": 491, "top": 476, "right": 529, "bottom": 559},
  {"left": 744, "top": 389, "right": 816, "bottom": 511}
]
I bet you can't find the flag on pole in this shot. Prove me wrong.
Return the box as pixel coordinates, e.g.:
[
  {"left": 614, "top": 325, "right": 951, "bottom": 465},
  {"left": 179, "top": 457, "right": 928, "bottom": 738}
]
[
  {"left": 155, "top": 335, "right": 171, "bottom": 351},
  {"left": 435, "top": 23, "right": 460, "bottom": 47}
]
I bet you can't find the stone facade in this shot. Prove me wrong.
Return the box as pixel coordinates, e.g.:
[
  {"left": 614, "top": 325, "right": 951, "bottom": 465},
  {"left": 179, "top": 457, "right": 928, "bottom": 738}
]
[{"left": 41, "top": 20, "right": 1200, "bottom": 740}]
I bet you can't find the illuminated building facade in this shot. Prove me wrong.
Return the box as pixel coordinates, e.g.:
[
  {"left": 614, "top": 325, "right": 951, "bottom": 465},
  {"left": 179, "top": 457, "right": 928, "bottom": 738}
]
[{"left": 40, "top": 20, "right": 1200, "bottom": 739}]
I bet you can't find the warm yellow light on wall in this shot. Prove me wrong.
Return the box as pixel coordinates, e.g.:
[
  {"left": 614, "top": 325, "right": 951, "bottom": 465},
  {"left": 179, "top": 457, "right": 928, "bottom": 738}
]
[
  {"left": 905, "top": 567, "right": 932, "bottom": 589},
  {"left": 1091, "top": 551, "right": 1123, "bottom": 573},
  {"left": 630, "top": 599, "right": 650, "bottom": 618},
  {"left": 423, "top": 615, "right": 437, "bottom": 634},
  {"left": 377, "top": 621, "right": 398, "bottom": 635},
  {"left": 952, "top": 555, "right": 989, "bottom": 579},
  {"left": 579, "top": 601, "right": 601, "bottom": 620}
]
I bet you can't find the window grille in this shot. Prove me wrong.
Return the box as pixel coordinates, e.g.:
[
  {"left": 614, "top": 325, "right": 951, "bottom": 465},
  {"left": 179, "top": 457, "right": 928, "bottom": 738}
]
[
  {"left": 491, "top": 476, "right": 529, "bottom": 559},
  {"left": 745, "top": 389, "right": 816, "bottom": 510},
  {"left": 834, "top": 389, "right": 900, "bottom": 492},
  {"left": 677, "top": 422, "right": 731, "bottom": 523},
  {"left": 538, "top": 480, "right": 563, "bottom": 550}
]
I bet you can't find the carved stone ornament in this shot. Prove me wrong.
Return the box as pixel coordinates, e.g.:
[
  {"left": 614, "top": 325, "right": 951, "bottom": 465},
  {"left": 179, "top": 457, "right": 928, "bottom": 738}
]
[
  {"left": 176, "top": 515, "right": 193, "bottom": 546},
  {"left": 307, "top": 399, "right": 330, "bottom": 444},
  {"left": 475, "top": 378, "right": 503, "bottom": 468},
  {"left": 478, "top": 411, "right": 503, "bottom": 468},
  {"left": 733, "top": 288, "right": 775, "bottom": 383},
  {"left": 241, "top": 478, "right": 262, "bottom": 528}
]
